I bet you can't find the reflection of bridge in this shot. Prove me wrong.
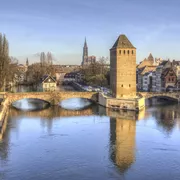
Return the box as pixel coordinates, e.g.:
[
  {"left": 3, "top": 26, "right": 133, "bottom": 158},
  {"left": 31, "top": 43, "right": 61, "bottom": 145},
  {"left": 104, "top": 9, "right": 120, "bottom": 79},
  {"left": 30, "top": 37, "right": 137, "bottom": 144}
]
[
  {"left": 9, "top": 106, "right": 95, "bottom": 118},
  {"left": 3, "top": 92, "right": 98, "bottom": 105},
  {"left": 139, "top": 92, "right": 180, "bottom": 102}
]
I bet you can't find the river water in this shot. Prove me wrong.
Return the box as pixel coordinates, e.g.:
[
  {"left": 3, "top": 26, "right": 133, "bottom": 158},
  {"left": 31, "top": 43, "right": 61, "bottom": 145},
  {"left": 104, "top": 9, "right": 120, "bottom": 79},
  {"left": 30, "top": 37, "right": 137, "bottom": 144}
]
[{"left": 0, "top": 86, "right": 180, "bottom": 180}]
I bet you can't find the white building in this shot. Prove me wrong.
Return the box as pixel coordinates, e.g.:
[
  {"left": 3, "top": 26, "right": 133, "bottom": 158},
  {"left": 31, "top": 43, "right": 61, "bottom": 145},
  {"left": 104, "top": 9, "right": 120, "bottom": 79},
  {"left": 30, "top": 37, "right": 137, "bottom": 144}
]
[
  {"left": 142, "top": 72, "right": 153, "bottom": 92},
  {"left": 42, "top": 75, "right": 57, "bottom": 92},
  {"left": 152, "top": 71, "right": 156, "bottom": 92}
]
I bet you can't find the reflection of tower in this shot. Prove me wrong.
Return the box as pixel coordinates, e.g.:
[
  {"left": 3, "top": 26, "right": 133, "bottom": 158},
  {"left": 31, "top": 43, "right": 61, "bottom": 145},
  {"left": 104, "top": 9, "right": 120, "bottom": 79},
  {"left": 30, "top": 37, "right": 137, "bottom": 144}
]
[
  {"left": 110, "top": 117, "right": 136, "bottom": 173},
  {"left": 81, "top": 38, "right": 88, "bottom": 66}
]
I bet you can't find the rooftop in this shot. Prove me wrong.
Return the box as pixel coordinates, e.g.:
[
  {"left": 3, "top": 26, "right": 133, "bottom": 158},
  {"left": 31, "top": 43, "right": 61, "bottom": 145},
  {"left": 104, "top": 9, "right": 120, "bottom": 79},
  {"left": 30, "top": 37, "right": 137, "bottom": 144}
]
[{"left": 111, "top": 34, "right": 135, "bottom": 49}]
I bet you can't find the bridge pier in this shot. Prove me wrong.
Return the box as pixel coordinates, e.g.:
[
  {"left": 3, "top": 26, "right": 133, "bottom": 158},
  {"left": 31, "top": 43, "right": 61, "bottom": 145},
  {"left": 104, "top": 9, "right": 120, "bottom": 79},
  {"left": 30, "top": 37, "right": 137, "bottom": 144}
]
[{"left": 98, "top": 93, "right": 145, "bottom": 111}]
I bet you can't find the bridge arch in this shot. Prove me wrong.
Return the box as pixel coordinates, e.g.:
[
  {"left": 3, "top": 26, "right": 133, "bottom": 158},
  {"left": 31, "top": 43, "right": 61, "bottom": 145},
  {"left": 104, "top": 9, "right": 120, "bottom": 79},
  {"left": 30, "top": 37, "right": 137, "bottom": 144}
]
[
  {"left": 6, "top": 92, "right": 56, "bottom": 106},
  {"left": 11, "top": 98, "right": 51, "bottom": 105},
  {"left": 145, "top": 95, "right": 178, "bottom": 101},
  {"left": 60, "top": 97, "right": 94, "bottom": 111},
  {"left": 139, "top": 92, "right": 180, "bottom": 102}
]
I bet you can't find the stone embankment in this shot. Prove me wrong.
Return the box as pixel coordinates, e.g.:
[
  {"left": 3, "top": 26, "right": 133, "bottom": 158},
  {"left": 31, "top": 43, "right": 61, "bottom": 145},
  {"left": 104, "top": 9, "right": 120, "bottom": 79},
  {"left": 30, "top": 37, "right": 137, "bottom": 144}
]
[{"left": 0, "top": 94, "right": 9, "bottom": 139}]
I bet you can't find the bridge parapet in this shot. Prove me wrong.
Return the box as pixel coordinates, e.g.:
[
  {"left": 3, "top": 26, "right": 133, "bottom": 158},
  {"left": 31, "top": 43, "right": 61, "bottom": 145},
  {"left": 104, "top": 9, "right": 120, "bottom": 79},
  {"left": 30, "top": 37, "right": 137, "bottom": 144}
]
[{"left": 5, "top": 91, "right": 98, "bottom": 106}]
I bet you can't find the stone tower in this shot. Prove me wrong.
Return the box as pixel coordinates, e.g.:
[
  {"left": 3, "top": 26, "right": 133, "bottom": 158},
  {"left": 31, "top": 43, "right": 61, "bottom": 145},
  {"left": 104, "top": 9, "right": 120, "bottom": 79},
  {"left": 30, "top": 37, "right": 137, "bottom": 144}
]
[
  {"left": 110, "top": 34, "right": 136, "bottom": 98},
  {"left": 81, "top": 38, "right": 88, "bottom": 66}
]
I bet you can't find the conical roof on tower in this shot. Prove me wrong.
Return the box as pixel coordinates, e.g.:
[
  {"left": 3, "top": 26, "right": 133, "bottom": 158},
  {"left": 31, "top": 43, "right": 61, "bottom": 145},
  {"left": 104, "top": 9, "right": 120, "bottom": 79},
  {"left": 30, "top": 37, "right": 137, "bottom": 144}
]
[
  {"left": 148, "top": 53, "right": 154, "bottom": 61},
  {"left": 111, "top": 34, "right": 135, "bottom": 49}
]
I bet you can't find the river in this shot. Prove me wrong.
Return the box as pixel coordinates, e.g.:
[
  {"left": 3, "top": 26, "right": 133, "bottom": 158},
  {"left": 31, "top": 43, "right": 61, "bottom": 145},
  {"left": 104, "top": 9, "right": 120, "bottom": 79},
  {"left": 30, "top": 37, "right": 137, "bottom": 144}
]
[{"left": 0, "top": 87, "right": 180, "bottom": 180}]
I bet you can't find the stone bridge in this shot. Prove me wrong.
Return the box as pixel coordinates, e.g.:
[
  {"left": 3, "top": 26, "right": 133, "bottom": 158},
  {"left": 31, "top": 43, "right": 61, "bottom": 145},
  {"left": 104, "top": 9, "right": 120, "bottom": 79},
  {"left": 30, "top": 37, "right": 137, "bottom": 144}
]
[
  {"left": 139, "top": 92, "right": 180, "bottom": 102},
  {"left": 4, "top": 91, "right": 98, "bottom": 105}
]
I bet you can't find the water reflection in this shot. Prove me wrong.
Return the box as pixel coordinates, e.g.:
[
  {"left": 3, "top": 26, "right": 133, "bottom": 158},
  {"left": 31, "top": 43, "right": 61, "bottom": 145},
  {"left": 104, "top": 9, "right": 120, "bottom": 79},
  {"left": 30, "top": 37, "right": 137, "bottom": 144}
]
[
  {"left": 60, "top": 98, "right": 93, "bottom": 110},
  {"left": 12, "top": 98, "right": 50, "bottom": 111},
  {"left": 148, "top": 104, "right": 180, "bottom": 134},
  {"left": 110, "top": 116, "right": 136, "bottom": 173},
  {"left": 1, "top": 100, "right": 180, "bottom": 179}
]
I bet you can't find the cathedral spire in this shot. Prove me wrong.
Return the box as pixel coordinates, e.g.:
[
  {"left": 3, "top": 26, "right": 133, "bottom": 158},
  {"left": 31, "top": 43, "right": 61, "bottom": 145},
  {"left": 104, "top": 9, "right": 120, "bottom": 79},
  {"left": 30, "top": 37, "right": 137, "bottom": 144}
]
[
  {"left": 82, "top": 37, "right": 88, "bottom": 66},
  {"left": 84, "top": 37, "right": 87, "bottom": 47},
  {"left": 26, "top": 58, "right": 29, "bottom": 66}
]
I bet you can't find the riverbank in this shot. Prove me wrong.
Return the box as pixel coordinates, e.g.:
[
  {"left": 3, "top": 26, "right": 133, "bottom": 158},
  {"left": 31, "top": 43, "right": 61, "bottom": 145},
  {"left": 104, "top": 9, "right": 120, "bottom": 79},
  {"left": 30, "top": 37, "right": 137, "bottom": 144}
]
[{"left": 0, "top": 97, "right": 9, "bottom": 140}]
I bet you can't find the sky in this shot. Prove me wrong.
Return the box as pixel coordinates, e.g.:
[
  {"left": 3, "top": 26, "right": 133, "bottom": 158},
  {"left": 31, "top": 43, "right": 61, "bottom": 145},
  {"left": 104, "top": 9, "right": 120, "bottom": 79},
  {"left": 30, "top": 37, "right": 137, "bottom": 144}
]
[{"left": 1, "top": 0, "right": 180, "bottom": 65}]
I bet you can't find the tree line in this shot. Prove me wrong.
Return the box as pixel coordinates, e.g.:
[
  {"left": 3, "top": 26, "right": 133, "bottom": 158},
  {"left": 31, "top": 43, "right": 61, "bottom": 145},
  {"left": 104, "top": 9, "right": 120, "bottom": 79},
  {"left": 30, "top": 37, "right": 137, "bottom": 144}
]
[
  {"left": 26, "top": 52, "right": 56, "bottom": 86},
  {"left": 0, "top": 33, "right": 14, "bottom": 91},
  {"left": 81, "top": 57, "right": 110, "bottom": 87}
]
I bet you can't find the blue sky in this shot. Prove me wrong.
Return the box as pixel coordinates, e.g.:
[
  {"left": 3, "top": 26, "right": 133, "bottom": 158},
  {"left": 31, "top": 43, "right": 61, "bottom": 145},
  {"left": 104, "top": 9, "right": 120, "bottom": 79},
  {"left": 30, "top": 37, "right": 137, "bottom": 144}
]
[{"left": 1, "top": 0, "right": 180, "bottom": 64}]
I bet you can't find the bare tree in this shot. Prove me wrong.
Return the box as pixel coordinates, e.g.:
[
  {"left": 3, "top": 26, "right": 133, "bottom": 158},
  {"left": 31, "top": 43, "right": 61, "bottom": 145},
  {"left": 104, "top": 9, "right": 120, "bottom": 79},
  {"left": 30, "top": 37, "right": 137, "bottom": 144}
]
[
  {"left": 81, "top": 58, "right": 109, "bottom": 86},
  {"left": 0, "top": 33, "right": 10, "bottom": 91}
]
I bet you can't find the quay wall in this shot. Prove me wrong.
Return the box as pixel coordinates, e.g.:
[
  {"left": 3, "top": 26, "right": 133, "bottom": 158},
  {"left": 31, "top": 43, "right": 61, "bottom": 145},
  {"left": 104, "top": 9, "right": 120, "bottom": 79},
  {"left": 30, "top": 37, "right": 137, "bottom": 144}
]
[{"left": 0, "top": 98, "right": 9, "bottom": 139}]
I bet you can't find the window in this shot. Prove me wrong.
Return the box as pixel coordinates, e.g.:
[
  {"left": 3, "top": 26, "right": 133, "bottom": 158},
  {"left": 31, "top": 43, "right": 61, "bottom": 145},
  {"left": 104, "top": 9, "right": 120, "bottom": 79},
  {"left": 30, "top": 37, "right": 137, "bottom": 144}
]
[
  {"left": 169, "top": 78, "right": 171, "bottom": 81},
  {"left": 119, "top": 50, "right": 121, "bottom": 55},
  {"left": 121, "top": 84, "right": 123, "bottom": 87},
  {"left": 129, "top": 84, "right": 131, "bottom": 87},
  {"left": 127, "top": 50, "right": 129, "bottom": 55},
  {"left": 124, "top": 50, "right": 126, "bottom": 54},
  {"left": 172, "top": 78, "right": 174, "bottom": 81},
  {"left": 132, "top": 50, "right": 134, "bottom": 54}
]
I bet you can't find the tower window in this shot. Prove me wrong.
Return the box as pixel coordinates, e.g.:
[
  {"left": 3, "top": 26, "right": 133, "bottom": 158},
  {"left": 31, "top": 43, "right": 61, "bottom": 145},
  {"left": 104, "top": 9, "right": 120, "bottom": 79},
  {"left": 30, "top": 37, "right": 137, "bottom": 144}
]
[
  {"left": 128, "top": 50, "right": 129, "bottom": 55},
  {"left": 129, "top": 84, "right": 131, "bottom": 87},
  {"left": 124, "top": 50, "right": 126, "bottom": 54},
  {"left": 121, "top": 84, "right": 123, "bottom": 87},
  {"left": 119, "top": 50, "right": 121, "bottom": 55},
  {"left": 132, "top": 50, "right": 134, "bottom": 54}
]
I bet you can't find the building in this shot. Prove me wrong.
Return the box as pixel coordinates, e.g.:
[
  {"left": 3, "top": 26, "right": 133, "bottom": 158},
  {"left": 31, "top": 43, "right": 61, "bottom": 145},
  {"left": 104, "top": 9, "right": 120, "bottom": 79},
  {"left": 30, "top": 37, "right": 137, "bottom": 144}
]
[
  {"left": 63, "top": 72, "right": 77, "bottom": 84},
  {"left": 152, "top": 71, "right": 156, "bottom": 92},
  {"left": 75, "top": 72, "right": 84, "bottom": 83},
  {"left": 161, "top": 67, "right": 177, "bottom": 91},
  {"left": 137, "top": 53, "right": 154, "bottom": 69},
  {"left": 110, "top": 34, "right": 136, "bottom": 98},
  {"left": 154, "top": 58, "right": 163, "bottom": 65},
  {"left": 155, "top": 60, "right": 172, "bottom": 92},
  {"left": 172, "top": 60, "right": 180, "bottom": 80},
  {"left": 137, "top": 65, "right": 157, "bottom": 91},
  {"left": 142, "top": 71, "right": 153, "bottom": 92},
  {"left": 42, "top": 75, "right": 57, "bottom": 92},
  {"left": 81, "top": 38, "right": 96, "bottom": 66},
  {"left": 87, "top": 56, "right": 96, "bottom": 64},
  {"left": 99, "top": 34, "right": 145, "bottom": 111}
]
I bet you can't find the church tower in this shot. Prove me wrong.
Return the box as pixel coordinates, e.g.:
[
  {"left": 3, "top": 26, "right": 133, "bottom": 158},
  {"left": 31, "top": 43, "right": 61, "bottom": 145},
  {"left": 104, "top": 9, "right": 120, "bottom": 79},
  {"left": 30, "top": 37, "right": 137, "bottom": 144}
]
[
  {"left": 110, "top": 34, "right": 136, "bottom": 98},
  {"left": 26, "top": 58, "right": 29, "bottom": 66},
  {"left": 82, "top": 38, "right": 88, "bottom": 66}
]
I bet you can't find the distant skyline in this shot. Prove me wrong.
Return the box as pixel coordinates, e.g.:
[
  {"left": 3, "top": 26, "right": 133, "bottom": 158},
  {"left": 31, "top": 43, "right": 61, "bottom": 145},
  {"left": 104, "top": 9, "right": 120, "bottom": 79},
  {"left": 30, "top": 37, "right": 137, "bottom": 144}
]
[{"left": 1, "top": 0, "right": 180, "bottom": 64}]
